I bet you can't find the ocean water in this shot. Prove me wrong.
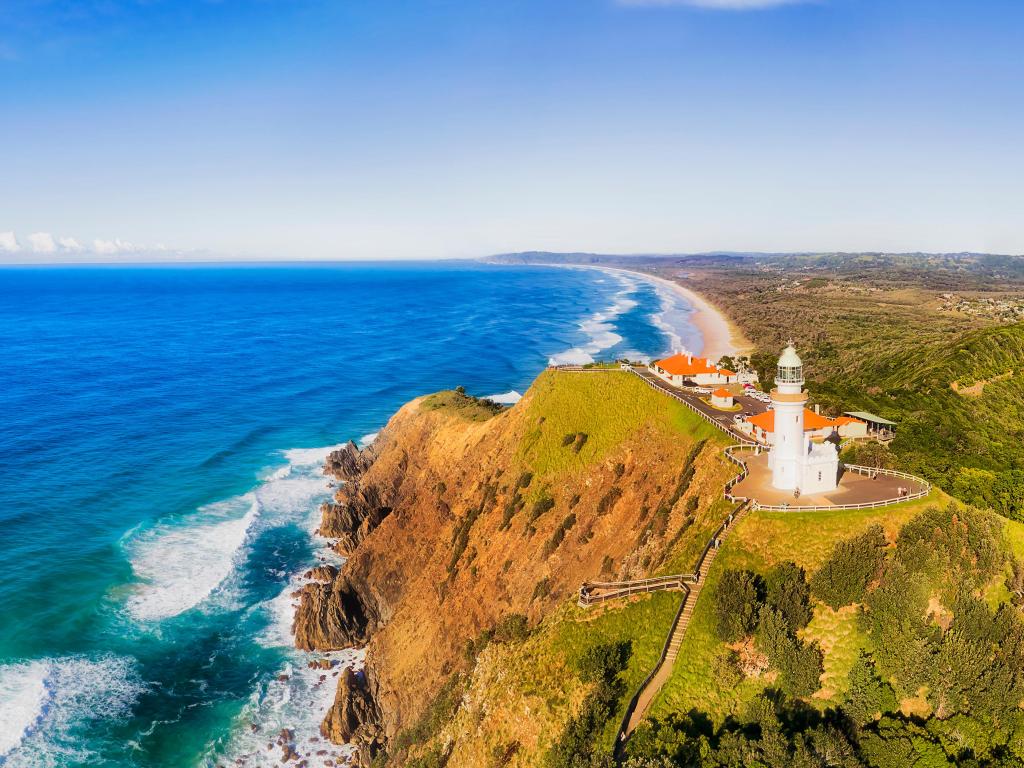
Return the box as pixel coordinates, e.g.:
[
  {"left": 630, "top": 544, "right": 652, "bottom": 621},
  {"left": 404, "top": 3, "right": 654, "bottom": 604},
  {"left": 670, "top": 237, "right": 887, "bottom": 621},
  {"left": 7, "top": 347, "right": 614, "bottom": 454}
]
[{"left": 0, "top": 262, "right": 702, "bottom": 767}]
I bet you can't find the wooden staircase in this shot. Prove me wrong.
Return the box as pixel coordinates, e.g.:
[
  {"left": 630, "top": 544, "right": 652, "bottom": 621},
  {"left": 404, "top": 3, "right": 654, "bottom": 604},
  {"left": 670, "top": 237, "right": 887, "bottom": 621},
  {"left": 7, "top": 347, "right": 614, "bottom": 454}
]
[{"left": 614, "top": 500, "right": 750, "bottom": 745}]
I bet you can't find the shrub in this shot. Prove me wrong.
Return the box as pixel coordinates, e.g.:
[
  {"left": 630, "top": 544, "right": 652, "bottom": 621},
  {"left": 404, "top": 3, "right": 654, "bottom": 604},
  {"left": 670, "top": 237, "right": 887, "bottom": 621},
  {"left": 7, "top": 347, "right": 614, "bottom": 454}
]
[
  {"left": 576, "top": 641, "right": 631, "bottom": 683},
  {"left": 596, "top": 487, "right": 623, "bottom": 516},
  {"left": 756, "top": 609, "right": 824, "bottom": 698},
  {"left": 447, "top": 507, "right": 483, "bottom": 574},
  {"left": 810, "top": 524, "right": 887, "bottom": 609},
  {"left": 516, "top": 471, "right": 534, "bottom": 489},
  {"left": 844, "top": 652, "right": 897, "bottom": 725},
  {"left": 528, "top": 496, "right": 556, "bottom": 524},
  {"left": 499, "top": 493, "right": 522, "bottom": 531},
  {"left": 548, "top": 643, "right": 633, "bottom": 768},
  {"left": 532, "top": 577, "right": 551, "bottom": 602},
  {"left": 714, "top": 569, "right": 764, "bottom": 642},
  {"left": 543, "top": 513, "right": 577, "bottom": 556},
  {"left": 493, "top": 613, "right": 530, "bottom": 644},
  {"left": 710, "top": 649, "right": 744, "bottom": 689},
  {"left": 765, "top": 561, "right": 812, "bottom": 632}
]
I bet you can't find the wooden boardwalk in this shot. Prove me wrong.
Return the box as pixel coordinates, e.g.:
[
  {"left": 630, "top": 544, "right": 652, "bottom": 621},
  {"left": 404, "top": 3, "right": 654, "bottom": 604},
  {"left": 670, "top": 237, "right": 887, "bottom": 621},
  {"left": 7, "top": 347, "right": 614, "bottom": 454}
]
[{"left": 615, "top": 500, "right": 751, "bottom": 746}]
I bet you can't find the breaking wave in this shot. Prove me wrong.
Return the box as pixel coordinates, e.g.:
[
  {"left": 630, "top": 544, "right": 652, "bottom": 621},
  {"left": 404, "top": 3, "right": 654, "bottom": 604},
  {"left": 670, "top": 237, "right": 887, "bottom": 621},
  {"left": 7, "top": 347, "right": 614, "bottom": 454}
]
[
  {"left": 123, "top": 447, "right": 339, "bottom": 622},
  {"left": 548, "top": 270, "right": 641, "bottom": 365},
  {"left": 0, "top": 656, "right": 144, "bottom": 766}
]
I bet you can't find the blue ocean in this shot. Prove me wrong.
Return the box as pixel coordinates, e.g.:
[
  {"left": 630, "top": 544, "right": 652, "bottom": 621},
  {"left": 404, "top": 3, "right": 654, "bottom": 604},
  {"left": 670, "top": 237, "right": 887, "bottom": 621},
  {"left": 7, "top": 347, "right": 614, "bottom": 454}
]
[{"left": 0, "top": 262, "right": 702, "bottom": 767}]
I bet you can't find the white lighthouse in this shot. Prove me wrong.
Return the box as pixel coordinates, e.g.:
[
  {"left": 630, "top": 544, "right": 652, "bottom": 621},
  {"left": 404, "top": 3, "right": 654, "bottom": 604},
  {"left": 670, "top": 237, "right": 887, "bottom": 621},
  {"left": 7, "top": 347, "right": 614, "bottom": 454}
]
[{"left": 767, "top": 344, "right": 839, "bottom": 495}]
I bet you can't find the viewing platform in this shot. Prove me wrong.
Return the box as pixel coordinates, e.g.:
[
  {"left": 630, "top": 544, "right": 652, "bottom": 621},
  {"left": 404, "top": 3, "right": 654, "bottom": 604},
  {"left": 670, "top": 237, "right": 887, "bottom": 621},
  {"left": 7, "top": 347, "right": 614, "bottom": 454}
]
[{"left": 729, "top": 451, "right": 929, "bottom": 511}]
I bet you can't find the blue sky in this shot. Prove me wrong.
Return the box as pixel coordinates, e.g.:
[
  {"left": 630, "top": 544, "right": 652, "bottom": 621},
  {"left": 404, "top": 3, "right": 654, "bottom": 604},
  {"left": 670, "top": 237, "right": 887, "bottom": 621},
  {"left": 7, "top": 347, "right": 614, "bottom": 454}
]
[{"left": 1, "top": 0, "right": 1022, "bottom": 260}]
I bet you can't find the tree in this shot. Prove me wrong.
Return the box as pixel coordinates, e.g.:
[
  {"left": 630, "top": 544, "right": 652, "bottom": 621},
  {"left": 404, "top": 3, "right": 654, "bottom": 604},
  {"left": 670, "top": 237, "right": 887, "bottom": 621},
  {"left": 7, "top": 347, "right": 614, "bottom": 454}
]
[
  {"left": 810, "top": 525, "right": 887, "bottom": 609},
  {"left": 765, "top": 561, "right": 813, "bottom": 633},
  {"left": 714, "top": 569, "right": 765, "bottom": 642},
  {"left": 844, "top": 652, "right": 897, "bottom": 726},
  {"left": 756, "top": 609, "right": 824, "bottom": 698}
]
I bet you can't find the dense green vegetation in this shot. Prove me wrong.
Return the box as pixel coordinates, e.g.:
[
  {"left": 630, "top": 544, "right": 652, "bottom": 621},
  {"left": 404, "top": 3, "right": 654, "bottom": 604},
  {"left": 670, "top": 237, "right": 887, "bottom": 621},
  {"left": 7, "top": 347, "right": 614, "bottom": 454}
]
[{"left": 621, "top": 503, "right": 1024, "bottom": 767}]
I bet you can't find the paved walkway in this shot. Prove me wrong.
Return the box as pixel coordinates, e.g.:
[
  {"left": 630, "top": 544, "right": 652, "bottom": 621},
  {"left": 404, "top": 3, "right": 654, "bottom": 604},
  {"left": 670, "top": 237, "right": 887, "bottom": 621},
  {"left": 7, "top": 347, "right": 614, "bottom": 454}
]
[
  {"left": 731, "top": 453, "right": 928, "bottom": 508},
  {"left": 629, "top": 366, "right": 767, "bottom": 443}
]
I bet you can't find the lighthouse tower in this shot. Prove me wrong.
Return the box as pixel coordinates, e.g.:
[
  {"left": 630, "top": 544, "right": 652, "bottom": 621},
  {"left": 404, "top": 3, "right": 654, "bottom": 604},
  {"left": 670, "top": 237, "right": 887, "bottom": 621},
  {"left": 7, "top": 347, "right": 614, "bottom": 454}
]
[
  {"left": 769, "top": 344, "right": 808, "bottom": 490},
  {"left": 766, "top": 343, "right": 840, "bottom": 495}
]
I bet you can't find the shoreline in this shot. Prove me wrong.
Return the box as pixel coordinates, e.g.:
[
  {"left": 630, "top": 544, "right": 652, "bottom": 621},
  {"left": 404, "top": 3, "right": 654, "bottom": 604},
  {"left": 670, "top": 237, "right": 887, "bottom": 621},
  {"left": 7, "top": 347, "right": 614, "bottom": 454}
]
[{"left": 559, "top": 263, "right": 752, "bottom": 362}]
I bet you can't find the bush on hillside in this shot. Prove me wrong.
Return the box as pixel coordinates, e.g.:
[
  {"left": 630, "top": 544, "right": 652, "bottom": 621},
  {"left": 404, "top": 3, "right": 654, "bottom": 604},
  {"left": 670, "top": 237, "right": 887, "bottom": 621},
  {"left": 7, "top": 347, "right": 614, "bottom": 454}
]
[
  {"left": 764, "top": 561, "right": 812, "bottom": 633},
  {"left": 493, "top": 613, "right": 530, "bottom": 645},
  {"left": 548, "top": 642, "right": 633, "bottom": 768},
  {"left": 714, "top": 569, "right": 764, "bottom": 642},
  {"left": 710, "top": 649, "right": 744, "bottom": 689},
  {"left": 755, "top": 609, "right": 823, "bottom": 698},
  {"left": 596, "top": 487, "right": 623, "bottom": 516},
  {"left": 528, "top": 495, "right": 556, "bottom": 524},
  {"left": 810, "top": 524, "right": 887, "bottom": 609},
  {"left": 576, "top": 641, "right": 631, "bottom": 683},
  {"left": 844, "top": 652, "right": 897, "bottom": 726},
  {"left": 894, "top": 503, "right": 1004, "bottom": 588},
  {"left": 841, "top": 441, "right": 898, "bottom": 470},
  {"left": 543, "top": 513, "right": 577, "bottom": 556}
]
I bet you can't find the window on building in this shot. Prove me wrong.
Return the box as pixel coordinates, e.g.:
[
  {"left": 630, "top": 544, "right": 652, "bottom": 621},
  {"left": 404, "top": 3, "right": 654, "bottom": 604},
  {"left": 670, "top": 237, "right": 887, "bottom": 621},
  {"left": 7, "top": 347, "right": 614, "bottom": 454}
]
[{"left": 818, "top": 471, "right": 822, "bottom": 482}]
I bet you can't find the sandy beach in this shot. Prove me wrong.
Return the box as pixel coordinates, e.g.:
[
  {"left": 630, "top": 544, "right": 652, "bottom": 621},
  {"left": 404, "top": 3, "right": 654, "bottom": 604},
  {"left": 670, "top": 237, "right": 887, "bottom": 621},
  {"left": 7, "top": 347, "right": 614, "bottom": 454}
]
[{"left": 567, "top": 264, "right": 752, "bottom": 362}]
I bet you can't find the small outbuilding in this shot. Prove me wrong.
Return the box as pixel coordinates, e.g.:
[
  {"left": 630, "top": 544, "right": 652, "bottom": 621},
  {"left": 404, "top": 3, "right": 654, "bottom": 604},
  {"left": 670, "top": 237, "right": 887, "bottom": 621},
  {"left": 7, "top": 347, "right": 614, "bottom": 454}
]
[
  {"left": 843, "top": 411, "right": 896, "bottom": 441},
  {"left": 710, "top": 387, "right": 734, "bottom": 408}
]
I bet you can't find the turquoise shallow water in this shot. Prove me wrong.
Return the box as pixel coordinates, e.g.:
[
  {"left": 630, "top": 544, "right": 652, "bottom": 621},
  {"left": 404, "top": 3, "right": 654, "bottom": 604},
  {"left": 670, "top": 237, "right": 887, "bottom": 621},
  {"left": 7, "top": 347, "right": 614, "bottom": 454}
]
[{"left": 0, "top": 262, "right": 701, "bottom": 767}]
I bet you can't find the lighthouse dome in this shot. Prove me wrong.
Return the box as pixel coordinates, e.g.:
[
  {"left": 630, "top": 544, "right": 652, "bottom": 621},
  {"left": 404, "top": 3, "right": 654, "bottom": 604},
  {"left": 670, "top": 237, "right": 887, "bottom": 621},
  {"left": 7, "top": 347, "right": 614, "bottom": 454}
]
[
  {"left": 778, "top": 344, "right": 802, "bottom": 368},
  {"left": 776, "top": 344, "right": 804, "bottom": 385}
]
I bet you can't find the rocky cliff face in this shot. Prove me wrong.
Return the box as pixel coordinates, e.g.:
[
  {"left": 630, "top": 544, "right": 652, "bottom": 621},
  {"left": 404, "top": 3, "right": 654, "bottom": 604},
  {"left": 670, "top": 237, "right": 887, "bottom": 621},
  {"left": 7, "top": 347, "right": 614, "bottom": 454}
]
[{"left": 294, "top": 375, "right": 732, "bottom": 765}]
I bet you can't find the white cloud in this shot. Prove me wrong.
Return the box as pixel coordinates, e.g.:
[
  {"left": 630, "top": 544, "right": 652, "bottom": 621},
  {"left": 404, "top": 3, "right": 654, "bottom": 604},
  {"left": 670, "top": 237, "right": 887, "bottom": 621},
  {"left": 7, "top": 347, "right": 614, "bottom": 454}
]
[
  {"left": 58, "top": 236, "right": 84, "bottom": 252},
  {"left": 93, "top": 238, "right": 137, "bottom": 254},
  {"left": 619, "top": 0, "right": 811, "bottom": 8},
  {"left": 28, "top": 232, "right": 57, "bottom": 253},
  {"left": 0, "top": 231, "right": 20, "bottom": 252}
]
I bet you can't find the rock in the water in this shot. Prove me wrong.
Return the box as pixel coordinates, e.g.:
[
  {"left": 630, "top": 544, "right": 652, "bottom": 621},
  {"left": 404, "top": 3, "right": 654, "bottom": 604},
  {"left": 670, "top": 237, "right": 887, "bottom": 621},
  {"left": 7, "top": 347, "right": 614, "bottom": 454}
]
[
  {"left": 293, "top": 572, "right": 380, "bottom": 651},
  {"left": 321, "top": 668, "right": 384, "bottom": 768}
]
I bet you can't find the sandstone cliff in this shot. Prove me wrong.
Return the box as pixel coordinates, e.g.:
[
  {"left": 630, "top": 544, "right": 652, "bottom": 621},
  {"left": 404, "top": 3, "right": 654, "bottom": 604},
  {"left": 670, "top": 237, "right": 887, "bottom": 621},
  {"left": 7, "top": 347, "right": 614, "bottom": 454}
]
[{"left": 295, "top": 372, "right": 733, "bottom": 765}]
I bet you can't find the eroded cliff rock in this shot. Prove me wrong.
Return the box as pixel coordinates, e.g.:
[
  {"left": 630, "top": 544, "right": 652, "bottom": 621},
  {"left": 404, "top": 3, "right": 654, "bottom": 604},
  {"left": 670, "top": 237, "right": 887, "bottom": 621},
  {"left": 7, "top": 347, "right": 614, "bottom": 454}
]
[
  {"left": 294, "top": 374, "right": 734, "bottom": 762},
  {"left": 321, "top": 668, "right": 385, "bottom": 767},
  {"left": 294, "top": 572, "right": 381, "bottom": 651},
  {"left": 324, "top": 440, "right": 376, "bottom": 482}
]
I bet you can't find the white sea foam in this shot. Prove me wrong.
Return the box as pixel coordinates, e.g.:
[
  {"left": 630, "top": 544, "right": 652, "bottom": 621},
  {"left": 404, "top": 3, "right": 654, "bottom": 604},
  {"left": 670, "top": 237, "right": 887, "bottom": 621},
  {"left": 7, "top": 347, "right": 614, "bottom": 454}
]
[
  {"left": 125, "top": 497, "right": 262, "bottom": 621},
  {"left": 0, "top": 656, "right": 144, "bottom": 766},
  {"left": 213, "top": 562, "right": 361, "bottom": 766},
  {"left": 357, "top": 432, "right": 379, "bottom": 449},
  {"left": 206, "top": 648, "right": 363, "bottom": 768},
  {"left": 548, "top": 270, "right": 641, "bottom": 365},
  {"left": 282, "top": 444, "right": 346, "bottom": 468},
  {"left": 0, "top": 661, "right": 47, "bottom": 758},
  {"left": 483, "top": 390, "right": 522, "bottom": 405},
  {"left": 124, "top": 448, "right": 336, "bottom": 622}
]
